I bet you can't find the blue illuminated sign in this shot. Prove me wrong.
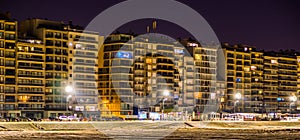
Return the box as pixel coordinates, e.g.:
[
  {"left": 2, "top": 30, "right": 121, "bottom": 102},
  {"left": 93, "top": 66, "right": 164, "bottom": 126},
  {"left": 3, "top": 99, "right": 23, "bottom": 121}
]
[{"left": 116, "top": 52, "right": 132, "bottom": 59}]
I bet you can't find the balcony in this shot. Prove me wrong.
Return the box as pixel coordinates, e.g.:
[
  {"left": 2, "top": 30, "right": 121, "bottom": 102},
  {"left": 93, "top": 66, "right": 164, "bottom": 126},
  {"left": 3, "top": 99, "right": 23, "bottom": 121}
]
[
  {"left": 18, "top": 91, "right": 44, "bottom": 94},
  {"left": 5, "top": 99, "right": 16, "bottom": 102},
  {"left": 46, "top": 51, "right": 54, "bottom": 54},
  {"left": 55, "top": 60, "right": 62, "bottom": 63},
  {"left": 79, "top": 101, "right": 98, "bottom": 104},
  {"left": 44, "top": 107, "right": 66, "bottom": 111},
  {"left": 46, "top": 83, "right": 54, "bottom": 87},
  {"left": 55, "top": 51, "right": 62, "bottom": 55},
  {"left": 18, "top": 83, "right": 43, "bottom": 86},
  {"left": 55, "top": 35, "right": 61, "bottom": 39},
  {"left": 46, "top": 67, "right": 54, "bottom": 70},
  {"left": 27, "top": 99, "right": 44, "bottom": 102},
  {"left": 45, "top": 100, "right": 54, "bottom": 103},
  {"left": 73, "top": 70, "right": 96, "bottom": 73},
  {"left": 5, "top": 27, "right": 15, "bottom": 31},
  {"left": 18, "top": 65, "right": 43, "bottom": 70},
  {"left": 18, "top": 107, "right": 44, "bottom": 111},
  {"left": 18, "top": 74, "right": 44, "bottom": 78},
  {"left": 5, "top": 55, "right": 15, "bottom": 58},
  {"left": 5, "top": 81, "right": 15, "bottom": 84},
  {"left": 5, "top": 90, "right": 15, "bottom": 93},
  {"left": 18, "top": 57, "right": 44, "bottom": 62},
  {"left": 45, "top": 43, "right": 54, "bottom": 46},
  {"left": 5, "top": 64, "right": 15, "bottom": 67},
  {"left": 63, "top": 60, "right": 68, "bottom": 64}
]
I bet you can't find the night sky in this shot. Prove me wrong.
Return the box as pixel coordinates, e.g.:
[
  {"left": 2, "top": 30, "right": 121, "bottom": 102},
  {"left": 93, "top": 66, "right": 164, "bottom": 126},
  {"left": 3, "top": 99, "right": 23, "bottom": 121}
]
[{"left": 0, "top": 0, "right": 299, "bottom": 50}]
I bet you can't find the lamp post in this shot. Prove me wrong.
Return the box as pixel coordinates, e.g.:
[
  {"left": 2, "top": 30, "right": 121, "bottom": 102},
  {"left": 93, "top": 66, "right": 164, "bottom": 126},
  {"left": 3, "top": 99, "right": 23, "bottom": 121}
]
[
  {"left": 234, "top": 93, "right": 241, "bottom": 114},
  {"left": 289, "top": 95, "right": 297, "bottom": 114},
  {"left": 162, "top": 90, "right": 169, "bottom": 120},
  {"left": 65, "top": 85, "right": 74, "bottom": 116}
]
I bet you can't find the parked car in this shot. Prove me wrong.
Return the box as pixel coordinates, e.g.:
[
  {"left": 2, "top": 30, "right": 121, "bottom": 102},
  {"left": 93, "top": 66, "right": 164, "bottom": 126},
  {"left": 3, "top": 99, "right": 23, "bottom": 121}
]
[
  {"left": 58, "top": 116, "right": 68, "bottom": 121},
  {"left": 67, "top": 116, "right": 79, "bottom": 121}
]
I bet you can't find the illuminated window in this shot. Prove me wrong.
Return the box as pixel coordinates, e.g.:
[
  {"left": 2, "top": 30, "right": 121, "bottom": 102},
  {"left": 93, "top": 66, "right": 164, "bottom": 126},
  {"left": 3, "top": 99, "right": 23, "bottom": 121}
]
[
  {"left": 195, "top": 54, "right": 201, "bottom": 60},
  {"left": 188, "top": 43, "right": 198, "bottom": 47},
  {"left": 271, "top": 60, "right": 278, "bottom": 64},
  {"left": 250, "top": 66, "right": 257, "bottom": 70},
  {"left": 146, "top": 58, "right": 152, "bottom": 64}
]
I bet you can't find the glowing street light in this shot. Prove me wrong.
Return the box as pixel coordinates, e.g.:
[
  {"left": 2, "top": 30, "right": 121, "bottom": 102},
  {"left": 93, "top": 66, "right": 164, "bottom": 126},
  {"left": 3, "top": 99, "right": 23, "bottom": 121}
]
[
  {"left": 162, "top": 90, "right": 169, "bottom": 120},
  {"left": 235, "top": 93, "right": 242, "bottom": 100},
  {"left": 163, "top": 90, "right": 169, "bottom": 96},
  {"left": 65, "top": 85, "right": 74, "bottom": 93},
  {"left": 289, "top": 95, "right": 297, "bottom": 114},
  {"left": 234, "top": 92, "right": 242, "bottom": 114},
  {"left": 65, "top": 85, "right": 74, "bottom": 114},
  {"left": 290, "top": 96, "right": 297, "bottom": 102}
]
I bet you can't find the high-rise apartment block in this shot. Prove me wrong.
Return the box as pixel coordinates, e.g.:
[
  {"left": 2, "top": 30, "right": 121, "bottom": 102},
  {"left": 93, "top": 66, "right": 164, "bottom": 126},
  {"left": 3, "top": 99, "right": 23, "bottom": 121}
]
[
  {"left": 223, "top": 43, "right": 299, "bottom": 114},
  {"left": 18, "top": 19, "right": 101, "bottom": 118}
]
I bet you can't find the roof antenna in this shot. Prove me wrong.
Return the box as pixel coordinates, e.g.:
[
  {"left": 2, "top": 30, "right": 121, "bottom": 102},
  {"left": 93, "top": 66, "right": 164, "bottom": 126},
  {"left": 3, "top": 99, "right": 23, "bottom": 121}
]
[
  {"left": 147, "top": 26, "right": 150, "bottom": 33},
  {"left": 152, "top": 20, "right": 157, "bottom": 32}
]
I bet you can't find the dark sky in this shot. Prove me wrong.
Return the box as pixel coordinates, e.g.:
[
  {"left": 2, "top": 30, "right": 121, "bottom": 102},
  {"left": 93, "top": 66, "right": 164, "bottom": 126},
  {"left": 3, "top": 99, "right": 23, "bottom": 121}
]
[{"left": 0, "top": 0, "right": 299, "bottom": 50}]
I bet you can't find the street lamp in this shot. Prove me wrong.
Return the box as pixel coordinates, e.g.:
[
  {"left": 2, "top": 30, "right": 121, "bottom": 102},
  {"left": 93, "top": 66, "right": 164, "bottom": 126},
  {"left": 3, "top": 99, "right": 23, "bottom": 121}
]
[
  {"left": 65, "top": 85, "right": 74, "bottom": 93},
  {"left": 162, "top": 90, "right": 169, "bottom": 120},
  {"left": 234, "top": 93, "right": 241, "bottom": 114},
  {"left": 289, "top": 95, "right": 297, "bottom": 114},
  {"left": 65, "top": 85, "right": 74, "bottom": 115}
]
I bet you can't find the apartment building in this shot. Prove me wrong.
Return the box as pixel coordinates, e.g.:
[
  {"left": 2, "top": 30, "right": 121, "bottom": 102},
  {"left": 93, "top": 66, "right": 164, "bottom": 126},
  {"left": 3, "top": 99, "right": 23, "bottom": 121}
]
[
  {"left": 179, "top": 39, "right": 219, "bottom": 114},
  {"left": 222, "top": 43, "right": 261, "bottom": 113},
  {"left": 0, "top": 18, "right": 18, "bottom": 118},
  {"left": 19, "top": 19, "right": 100, "bottom": 118},
  {"left": 263, "top": 51, "right": 298, "bottom": 113},
  {"left": 16, "top": 38, "right": 45, "bottom": 118},
  {"left": 99, "top": 34, "right": 202, "bottom": 118},
  {"left": 98, "top": 34, "right": 134, "bottom": 118}
]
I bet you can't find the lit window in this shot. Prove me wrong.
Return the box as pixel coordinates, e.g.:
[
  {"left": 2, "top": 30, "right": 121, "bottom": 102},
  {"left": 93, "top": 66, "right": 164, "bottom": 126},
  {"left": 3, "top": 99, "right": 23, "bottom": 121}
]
[
  {"left": 188, "top": 43, "right": 198, "bottom": 47},
  {"left": 271, "top": 60, "right": 278, "bottom": 64},
  {"left": 250, "top": 66, "right": 257, "bottom": 70},
  {"left": 146, "top": 58, "right": 152, "bottom": 64},
  {"left": 195, "top": 54, "right": 201, "bottom": 60},
  {"left": 75, "top": 44, "right": 82, "bottom": 48}
]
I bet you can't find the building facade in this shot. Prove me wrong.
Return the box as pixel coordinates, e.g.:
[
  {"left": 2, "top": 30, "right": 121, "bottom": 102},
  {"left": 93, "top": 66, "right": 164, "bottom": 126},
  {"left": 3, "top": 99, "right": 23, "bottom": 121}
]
[
  {"left": 16, "top": 39, "right": 45, "bottom": 119},
  {"left": 0, "top": 18, "right": 18, "bottom": 118},
  {"left": 223, "top": 43, "right": 299, "bottom": 114},
  {"left": 19, "top": 19, "right": 100, "bottom": 118}
]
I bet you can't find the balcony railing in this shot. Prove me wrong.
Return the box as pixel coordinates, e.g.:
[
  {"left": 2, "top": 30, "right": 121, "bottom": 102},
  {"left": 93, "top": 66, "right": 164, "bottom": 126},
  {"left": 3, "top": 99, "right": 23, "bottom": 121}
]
[{"left": 18, "top": 107, "right": 44, "bottom": 110}]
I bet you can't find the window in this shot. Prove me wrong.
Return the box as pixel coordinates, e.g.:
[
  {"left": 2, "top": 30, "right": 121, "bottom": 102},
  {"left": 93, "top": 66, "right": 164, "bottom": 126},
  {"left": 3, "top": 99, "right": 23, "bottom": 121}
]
[
  {"left": 0, "top": 32, "right": 3, "bottom": 39},
  {"left": 250, "top": 66, "right": 257, "bottom": 70},
  {"left": 271, "top": 60, "right": 278, "bottom": 64}
]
